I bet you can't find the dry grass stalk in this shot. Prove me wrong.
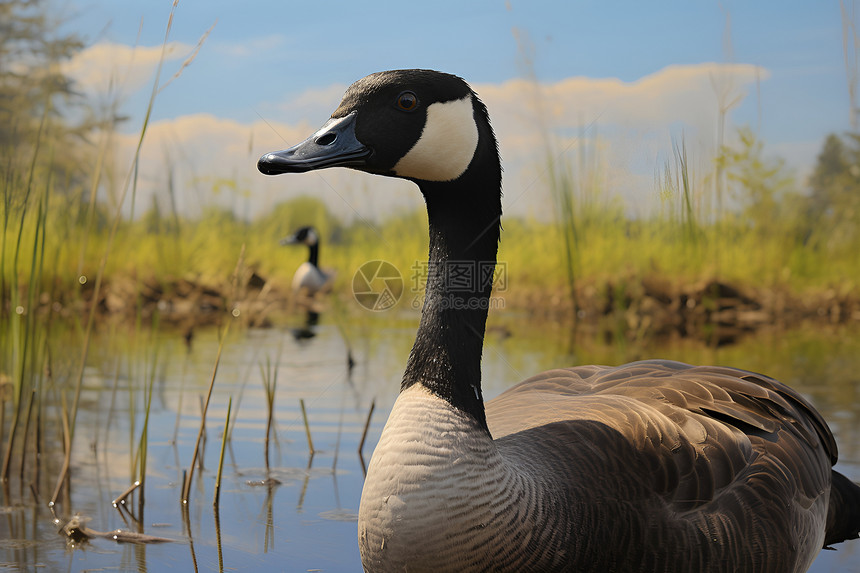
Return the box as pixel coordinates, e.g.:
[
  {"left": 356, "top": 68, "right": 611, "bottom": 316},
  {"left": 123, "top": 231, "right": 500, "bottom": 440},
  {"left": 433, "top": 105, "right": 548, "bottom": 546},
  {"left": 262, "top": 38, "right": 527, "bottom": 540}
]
[
  {"left": 358, "top": 399, "right": 375, "bottom": 456},
  {"left": 181, "top": 321, "right": 230, "bottom": 505},
  {"left": 300, "top": 398, "right": 315, "bottom": 455},
  {"left": 213, "top": 396, "right": 232, "bottom": 508}
]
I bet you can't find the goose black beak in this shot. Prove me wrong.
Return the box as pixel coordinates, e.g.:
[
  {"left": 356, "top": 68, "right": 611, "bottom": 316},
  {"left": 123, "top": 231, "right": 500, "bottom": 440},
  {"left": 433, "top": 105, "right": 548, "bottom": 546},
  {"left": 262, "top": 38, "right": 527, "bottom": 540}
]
[
  {"left": 279, "top": 233, "right": 298, "bottom": 246},
  {"left": 257, "top": 112, "right": 371, "bottom": 175}
]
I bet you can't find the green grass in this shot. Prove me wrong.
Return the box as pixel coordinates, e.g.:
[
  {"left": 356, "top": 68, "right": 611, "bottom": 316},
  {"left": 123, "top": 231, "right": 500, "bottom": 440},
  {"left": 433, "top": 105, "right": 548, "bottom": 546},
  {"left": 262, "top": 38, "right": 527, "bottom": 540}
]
[{"left": 3, "top": 185, "right": 859, "bottom": 319}]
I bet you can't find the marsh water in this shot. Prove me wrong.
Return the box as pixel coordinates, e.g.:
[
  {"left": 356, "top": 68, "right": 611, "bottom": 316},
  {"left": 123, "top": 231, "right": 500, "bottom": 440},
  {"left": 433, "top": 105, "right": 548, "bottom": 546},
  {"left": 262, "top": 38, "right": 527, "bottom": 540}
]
[{"left": 1, "top": 308, "right": 859, "bottom": 572}]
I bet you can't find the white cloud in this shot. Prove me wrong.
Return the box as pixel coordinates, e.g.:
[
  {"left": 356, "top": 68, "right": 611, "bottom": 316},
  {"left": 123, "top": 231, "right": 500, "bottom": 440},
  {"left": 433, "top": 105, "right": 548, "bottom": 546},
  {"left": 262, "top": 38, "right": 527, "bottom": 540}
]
[
  {"left": 474, "top": 63, "right": 767, "bottom": 214},
  {"left": 63, "top": 41, "right": 194, "bottom": 96},
  {"left": 477, "top": 63, "right": 766, "bottom": 158},
  {"left": 106, "top": 62, "right": 772, "bottom": 221}
]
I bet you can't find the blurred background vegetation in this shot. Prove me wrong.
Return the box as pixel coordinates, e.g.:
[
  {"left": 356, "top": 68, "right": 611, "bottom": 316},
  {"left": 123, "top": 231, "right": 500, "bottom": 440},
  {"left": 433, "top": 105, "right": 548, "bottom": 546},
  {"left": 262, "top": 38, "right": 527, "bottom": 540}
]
[{"left": 1, "top": 0, "right": 859, "bottom": 333}]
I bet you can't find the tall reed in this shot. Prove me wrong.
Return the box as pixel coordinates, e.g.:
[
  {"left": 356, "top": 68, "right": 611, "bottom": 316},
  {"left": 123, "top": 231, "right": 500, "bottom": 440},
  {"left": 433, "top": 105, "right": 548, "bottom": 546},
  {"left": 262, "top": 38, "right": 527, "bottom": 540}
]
[
  {"left": 260, "top": 354, "right": 280, "bottom": 471},
  {"left": 1, "top": 102, "right": 51, "bottom": 483},
  {"left": 181, "top": 321, "right": 231, "bottom": 505},
  {"left": 213, "top": 396, "right": 232, "bottom": 508}
]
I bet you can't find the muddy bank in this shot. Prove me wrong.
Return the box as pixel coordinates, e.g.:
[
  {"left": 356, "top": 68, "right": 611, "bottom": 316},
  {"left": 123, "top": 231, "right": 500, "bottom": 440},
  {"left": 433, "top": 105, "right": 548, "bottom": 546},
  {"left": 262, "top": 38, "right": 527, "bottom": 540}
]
[
  {"left": 29, "top": 272, "right": 288, "bottom": 332},
  {"left": 510, "top": 276, "right": 860, "bottom": 346},
  {"left": 13, "top": 272, "right": 860, "bottom": 345}
]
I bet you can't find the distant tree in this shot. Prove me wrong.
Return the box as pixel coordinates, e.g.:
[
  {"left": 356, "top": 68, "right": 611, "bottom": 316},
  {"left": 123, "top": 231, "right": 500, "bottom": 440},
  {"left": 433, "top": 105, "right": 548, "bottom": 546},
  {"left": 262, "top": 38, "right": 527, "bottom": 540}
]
[
  {"left": 807, "top": 132, "right": 860, "bottom": 248},
  {"left": 718, "top": 126, "right": 799, "bottom": 236},
  {"left": 0, "top": 0, "right": 115, "bottom": 203},
  {"left": 810, "top": 136, "right": 847, "bottom": 186},
  {"left": 0, "top": 0, "right": 83, "bottom": 142}
]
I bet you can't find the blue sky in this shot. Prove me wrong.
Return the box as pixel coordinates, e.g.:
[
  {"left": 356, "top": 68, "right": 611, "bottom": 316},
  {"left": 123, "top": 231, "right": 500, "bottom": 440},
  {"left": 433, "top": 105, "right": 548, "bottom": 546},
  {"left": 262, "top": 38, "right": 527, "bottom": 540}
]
[{"left": 51, "top": 0, "right": 856, "bottom": 220}]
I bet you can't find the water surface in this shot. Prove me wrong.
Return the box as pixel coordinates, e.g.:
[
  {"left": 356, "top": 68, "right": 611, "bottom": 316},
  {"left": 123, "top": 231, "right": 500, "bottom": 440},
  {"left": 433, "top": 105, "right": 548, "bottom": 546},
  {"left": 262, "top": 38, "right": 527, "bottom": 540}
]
[{"left": 1, "top": 310, "right": 858, "bottom": 572}]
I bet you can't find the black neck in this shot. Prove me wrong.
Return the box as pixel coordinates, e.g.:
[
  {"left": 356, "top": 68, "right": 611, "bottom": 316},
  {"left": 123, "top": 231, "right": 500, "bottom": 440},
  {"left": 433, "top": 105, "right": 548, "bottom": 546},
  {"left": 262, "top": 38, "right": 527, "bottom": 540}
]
[
  {"left": 307, "top": 242, "right": 319, "bottom": 267},
  {"left": 401, "top": 131, "right": 502, "bottom": 432}
]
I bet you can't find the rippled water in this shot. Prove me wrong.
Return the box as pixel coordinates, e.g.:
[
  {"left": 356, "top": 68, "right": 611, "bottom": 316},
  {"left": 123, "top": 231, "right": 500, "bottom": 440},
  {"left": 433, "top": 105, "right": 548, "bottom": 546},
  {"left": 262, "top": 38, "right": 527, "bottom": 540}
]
[{"left": 1, "top": 309, "right": 858, "bottom": 572}]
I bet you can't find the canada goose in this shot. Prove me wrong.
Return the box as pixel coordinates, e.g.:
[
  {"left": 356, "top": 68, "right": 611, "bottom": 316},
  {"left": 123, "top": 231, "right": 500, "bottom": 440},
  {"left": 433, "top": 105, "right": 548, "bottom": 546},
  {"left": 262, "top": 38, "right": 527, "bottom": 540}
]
[
  {"left": 258, "top": 70, "right": 860, "bottom": 572},
  {"left": 280, "top": 225, "right": 332, "bottom": 296}
]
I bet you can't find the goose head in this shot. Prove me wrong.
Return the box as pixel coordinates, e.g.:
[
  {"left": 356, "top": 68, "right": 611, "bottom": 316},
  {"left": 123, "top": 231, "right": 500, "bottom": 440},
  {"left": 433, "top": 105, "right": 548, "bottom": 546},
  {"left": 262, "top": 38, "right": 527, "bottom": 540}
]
[
  {"left": 280, "top": 225, "right": 319, "bottom": 247},
  {"left": 258, "top": 69, "right": 500, "bottom": 189}
]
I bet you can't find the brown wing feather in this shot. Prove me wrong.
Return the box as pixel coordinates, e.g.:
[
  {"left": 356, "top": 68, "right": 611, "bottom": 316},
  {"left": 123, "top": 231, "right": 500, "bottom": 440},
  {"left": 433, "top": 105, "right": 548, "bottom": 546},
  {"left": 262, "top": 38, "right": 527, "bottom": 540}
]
[
  {"left": 485, "top": 359, "right": 838, "bottom": 571},
  {"left": 487, "top": 360, "right": 836, "bottom": 503}
]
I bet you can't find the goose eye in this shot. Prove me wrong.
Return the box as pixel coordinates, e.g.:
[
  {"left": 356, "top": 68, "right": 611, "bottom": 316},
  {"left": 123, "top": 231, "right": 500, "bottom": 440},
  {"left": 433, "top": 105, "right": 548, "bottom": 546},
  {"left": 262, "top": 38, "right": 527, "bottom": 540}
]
[{"left": 395, "top": 91, "right": 418, "bottom": 112}]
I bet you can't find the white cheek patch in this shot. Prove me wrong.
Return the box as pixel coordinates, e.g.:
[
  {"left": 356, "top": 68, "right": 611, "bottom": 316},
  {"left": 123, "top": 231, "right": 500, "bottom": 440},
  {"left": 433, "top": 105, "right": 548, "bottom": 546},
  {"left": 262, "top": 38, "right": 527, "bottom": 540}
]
[
  {"left": 393, "top": 96, "right": 479, "bottom": 182},
  {"left": 305, "top": 229, "right": 318, "bottom": 245}
]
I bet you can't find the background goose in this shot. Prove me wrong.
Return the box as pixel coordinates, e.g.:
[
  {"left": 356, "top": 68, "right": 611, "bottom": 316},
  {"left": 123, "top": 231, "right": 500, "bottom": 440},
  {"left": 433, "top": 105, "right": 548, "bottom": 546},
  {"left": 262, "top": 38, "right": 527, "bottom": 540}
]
[
  {"left": 280, "top": 225, "right": 332, "bottom": 296},
  {"left": 259, "top": 69, "right": 860, "bottom": 572}
]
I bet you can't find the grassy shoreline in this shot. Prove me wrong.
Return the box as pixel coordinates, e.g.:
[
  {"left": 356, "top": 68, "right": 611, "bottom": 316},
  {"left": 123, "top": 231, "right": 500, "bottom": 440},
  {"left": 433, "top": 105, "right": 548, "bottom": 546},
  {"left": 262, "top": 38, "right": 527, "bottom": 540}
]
[
  {"left": 7, "top": 223, "right": 856, "bottom": 346},
  {"left": 8, "top": 198, "right": 859, "bottom": 287}
]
